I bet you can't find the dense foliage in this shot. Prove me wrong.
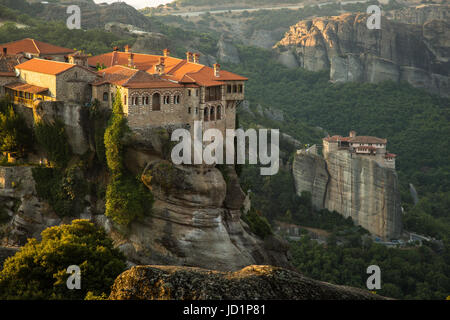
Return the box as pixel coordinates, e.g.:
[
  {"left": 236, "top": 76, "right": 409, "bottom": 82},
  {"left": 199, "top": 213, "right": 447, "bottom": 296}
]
[
  {"left": 0, "top": 99, "right": 33, "bottom": 155},
  {"left": 34, "top": 120, "right": 71, "bottom": 167},
  {"left": 290, "top": 235, "right": 450, "bottom": 300},
  {"left": 32, "top": 164, "right": 87, "bottom": 217},
  {"left": 0, "top": 220, "right": 126, "bottom": 299},
  {"left": 104, "top": 91, "right": 153, "bottom": 226}
]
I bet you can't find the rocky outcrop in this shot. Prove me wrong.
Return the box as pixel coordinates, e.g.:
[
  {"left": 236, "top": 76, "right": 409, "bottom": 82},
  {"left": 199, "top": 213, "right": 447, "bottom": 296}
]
[
  {"left": 292, "top": 150, "right": 402, "bottom": 240},
  {"left": 109, "top": 265, "right": 386, "bottom": 300},
  {"left": 94, "top": 129, "right": 292, "bottom": 272},
  {"left": 276, "top": 13, "right": 450, "bottom": 96},
  {"left": 0, "top": 166, "right": 62, "bottom": 245}
]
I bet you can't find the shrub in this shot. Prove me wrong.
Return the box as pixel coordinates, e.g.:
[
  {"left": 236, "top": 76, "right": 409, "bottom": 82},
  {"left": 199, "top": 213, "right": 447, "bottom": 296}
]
[
  {"left": 34, "top": 119, "right": 71, "bottom": 167},
  {"left": 32, "top": 164, "right": 87, "bottom": 217},
  {"left": 0, "top": 219, "right": 126, "bottom": 299},
  {"left": 242, "top": 208, "right": 273, "bottom": 239},
  {"left": 105, "top": 174, "right": 153, "bottom": 226},
  {"left": 0, "top": 105, "right": 33, "bottom": 154}
]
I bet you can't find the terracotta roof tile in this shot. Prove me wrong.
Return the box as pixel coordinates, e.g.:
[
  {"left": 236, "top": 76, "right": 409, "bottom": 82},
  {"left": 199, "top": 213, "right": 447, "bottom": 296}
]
[
  {"left": 0, "top": 38, "right": 74, "bottom": 55},
  {"left": 15, "top": 58, "right": 76, "bottom": 75}
]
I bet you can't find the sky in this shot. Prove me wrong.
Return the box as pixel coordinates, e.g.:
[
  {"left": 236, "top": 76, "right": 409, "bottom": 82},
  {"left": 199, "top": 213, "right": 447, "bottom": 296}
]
[{"left": 93, "top": 0, "right": 175, "bottom": 10}]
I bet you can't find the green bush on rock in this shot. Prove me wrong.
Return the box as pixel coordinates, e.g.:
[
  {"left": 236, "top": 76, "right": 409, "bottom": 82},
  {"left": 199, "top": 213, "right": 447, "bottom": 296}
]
[{"left": 0, "top": 219, "right": 126, "bottom": 300}]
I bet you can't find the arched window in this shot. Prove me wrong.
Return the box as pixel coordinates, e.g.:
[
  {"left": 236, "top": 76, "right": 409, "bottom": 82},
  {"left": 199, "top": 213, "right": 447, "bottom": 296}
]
[
  {"left": 163, "top": 95, "right": 170, "bottom": 105},
  {"left": 204, "top": 107, "right": 209, "bottom": 121},
  {"left": 174, "top": 94, "right": 180, "bottom": 104},
  {"left": 152, "top": 93, "right": 161, "bottom": 111},
  {"left": 217, "top": 105, "right": 221, "bottom": 120},
  {"left": 103, "top": 92, "right": 108, "bottom": 101},
  {"left": 233, "top": 84, "right": 237, "bottom": 93},
  {"left": 143, "top": 95, "right": 149, "bottom": 105},
  {"left": 131, "top": 96, "right": 139, "bottom": 105},
  {"left": 210, "top": 106, "right": 215, "bottom": 121},
  {"left": 124, "top": 95, "right": 127, "bottom": 105}
]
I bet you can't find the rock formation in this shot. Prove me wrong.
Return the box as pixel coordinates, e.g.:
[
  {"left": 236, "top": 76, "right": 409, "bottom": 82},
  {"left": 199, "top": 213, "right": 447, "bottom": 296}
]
[
  {"left": 109, "top": 265, "right": 386, "bottom": 300},
  {"left": 98, "top": 129, "right": 292, "bottom": 271},
  {"left": 292, "top": 149, "right": 402, "bottom": 240},
  {"left": 275, "top": 12, "right": 450, "bottom": 96},
  {"left": 387, "top": 4, "right": 449, "bottom": 25}
]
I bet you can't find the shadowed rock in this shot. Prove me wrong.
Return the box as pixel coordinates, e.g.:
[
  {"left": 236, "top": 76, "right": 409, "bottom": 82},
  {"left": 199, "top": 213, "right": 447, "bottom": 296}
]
[{"left": 109, "top": 265, "right": 386, "bottom": 300}]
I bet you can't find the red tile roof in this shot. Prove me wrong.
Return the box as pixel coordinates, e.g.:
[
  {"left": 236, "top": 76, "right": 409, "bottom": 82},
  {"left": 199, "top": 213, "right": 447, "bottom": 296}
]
[
  {"left": 93, "top": 65, "right": 183, "bottom": 88},
  {"left": 15, "top": 58, "right": 76, "bottom": 75},
  {"left": 0, "top": 38, "right": 74, "bottom": 55},
  {"left": 88, "top": 50, "right": 247, "bottom": 87},
  {"left": 385, "top": 153, "right": 397, "bottom": 158}
]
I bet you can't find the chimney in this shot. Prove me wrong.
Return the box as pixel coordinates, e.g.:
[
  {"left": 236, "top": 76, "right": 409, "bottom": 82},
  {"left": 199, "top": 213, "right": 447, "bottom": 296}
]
[
  {"left": 155, "top": 57, "right": 165, "bottom": 75},
  {"left": 163, "top": 48, "right": 170, "bottom": 57},
  {"left": 124, "top": 45, "right": 130, "bottom": 53},
  {"left": 128, "top": 52, "right": 134, "bottom": 68},
  {"left": 193, "top": 53, "right": 200, "bottom": 64},
  {"left": 349, "top": 130, "right": 356, "bottom": 138},
  {"left": 113, "top": 46, "right": 119, "bottom": 51},
  {"left": 186, "top": 51, "right": 193, "bottom": 63},
  {"left": 213, "top": 63, "right": 220, "bottom": 77}
]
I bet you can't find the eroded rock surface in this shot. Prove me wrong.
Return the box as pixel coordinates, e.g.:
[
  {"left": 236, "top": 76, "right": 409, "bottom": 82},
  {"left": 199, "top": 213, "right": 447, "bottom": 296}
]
[
  {"left": 276, "top": 12, "right": 450, "bottom": 96},
  {"left": 109, "top": 265, "right": 386, "bottom": 300}
]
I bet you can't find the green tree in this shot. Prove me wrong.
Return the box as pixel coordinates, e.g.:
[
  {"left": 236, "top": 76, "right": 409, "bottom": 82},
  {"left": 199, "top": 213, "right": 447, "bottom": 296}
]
[{"left": 0, "top": 220, "right": 126, "bottom": 299}]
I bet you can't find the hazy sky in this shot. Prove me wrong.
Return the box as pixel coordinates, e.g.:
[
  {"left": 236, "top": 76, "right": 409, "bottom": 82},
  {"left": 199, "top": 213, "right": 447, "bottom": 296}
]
[{"left": 93, "top": 0, "right": 175, "bottom": 10}]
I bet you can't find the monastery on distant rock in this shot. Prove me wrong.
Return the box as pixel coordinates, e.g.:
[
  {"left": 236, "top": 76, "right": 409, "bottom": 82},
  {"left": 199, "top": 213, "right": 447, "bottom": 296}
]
[{"left": 323, "top": 130, "right": 396, "bottom": 169}]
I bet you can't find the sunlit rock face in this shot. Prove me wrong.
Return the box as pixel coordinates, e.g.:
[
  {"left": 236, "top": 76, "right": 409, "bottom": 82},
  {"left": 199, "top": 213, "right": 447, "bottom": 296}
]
[
  {"left": 275, "top": 12, "right": 450, "bottom": 96},
  {"left": 292, "top": 150, "right": 402, "bottom": 240}
]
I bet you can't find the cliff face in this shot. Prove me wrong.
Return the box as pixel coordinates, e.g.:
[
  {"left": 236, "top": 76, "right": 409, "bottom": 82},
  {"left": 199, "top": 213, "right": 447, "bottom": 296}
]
[
  {"left": 275, "top": 12, "right": 450, "bottom": 96},
  {"left": 109, "top": 265, "right": 386, "bottom": 300},
  {"left": 292, "top": 150, "right": 402, "bottom": 240},
  {"left": 100, "top": 130, "right": 292, "bottom": 271}
]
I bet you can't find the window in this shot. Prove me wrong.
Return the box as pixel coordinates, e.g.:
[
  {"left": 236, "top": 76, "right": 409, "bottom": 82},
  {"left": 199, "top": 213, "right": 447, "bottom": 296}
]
[
  {"left": 131, "top": 96, "right": 139, "bottom": 105},
  {"left": 163, "top": 95, "right": 170, "bottom": 104},
  {"left": 204, "top": 107, "right": 209, "bottom": 121},
  {"left": 196, "top": 89, "right": 199, "bottom": 96},
  {"left": 103, "top": 92, "right": 108, "bottom": 102},
  {"left": 210, "top": 107, "right": 215, "bottom": 121},
  {"left": 152, "top": 93, "right": 161, "bottom": 111},
  {"left": 188, "top": 89, "right": 191, "bottom": 96},
  {"left": 174, "top": 95, "right": 180, "bottom": 104},
  {"left": 195, "top": 107, "right": 198, "bottom": 115},
  {"left": 233, "top": 85, "right": 237, "bottom": 93},
  {"left": 124, "top": 95, "right": 127, "bottom": 104},
  {"left": 217, "top": 105, "right": 221, "bottom": 120},
  {"left": 227, "top": 85, "right": 232, "bottom": 93},
  {"left": 238, "top": 84, "right": 243, "bottom": 93},
  {"left": 188, "top": 107, "right": 191, "bottom": 114},
  {"left": 143, "top": 95, "right": 149, "bottom": 105}
]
